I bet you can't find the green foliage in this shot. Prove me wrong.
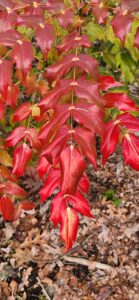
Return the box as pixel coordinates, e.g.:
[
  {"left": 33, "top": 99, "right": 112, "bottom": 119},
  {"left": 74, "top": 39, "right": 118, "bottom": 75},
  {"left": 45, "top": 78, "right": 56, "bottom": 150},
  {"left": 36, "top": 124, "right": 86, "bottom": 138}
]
[
  {"left": 85, "top": 18, "right": 139, "bottom": 84},
  {"left": 17, "top": 26, "right": 33, "bottom": 37},
  {"left": 104, "top": 189, "right": 122, "bottom": 207},
  {"left": 86, "top": 22, "right": 105, "bottom": 42}
]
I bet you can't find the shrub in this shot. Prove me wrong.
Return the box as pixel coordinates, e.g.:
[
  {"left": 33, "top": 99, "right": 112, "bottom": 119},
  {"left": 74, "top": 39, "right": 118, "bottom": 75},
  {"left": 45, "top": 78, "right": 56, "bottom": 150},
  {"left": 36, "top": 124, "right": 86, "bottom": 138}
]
[{"left": 0, "top": 0, "right": 139, "bottom": 250}]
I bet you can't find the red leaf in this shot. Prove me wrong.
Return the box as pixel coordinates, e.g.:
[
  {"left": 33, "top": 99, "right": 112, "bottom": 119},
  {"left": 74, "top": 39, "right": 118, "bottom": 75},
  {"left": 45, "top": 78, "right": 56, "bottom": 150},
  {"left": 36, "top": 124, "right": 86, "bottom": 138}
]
[
  {"left": 69, "top": 191, "right": 93, "bottom": 218},
  {"left": 104, "top": 93, "right": 139, "bottom": 111},
  {"left": 0, "top": 30, "right": 22, "bottom": 47},
  {"left": 117, "top": 112, "right": 139, "bottom": 132},
  {"left": 57, "top": 32, "right": 91, "bottom": 53},
  {"left": 39, "top": 79, "right": 72, "bottom": 110},
  {"left": 6, "top": 127, "right": 39, "bottom": 150},
  {"left": 0, "top": 184, "right": 4, "bottom": 194},
  {"left": 39, "top": 104, "right": 70, "bottom": 145},
  {"left": 122, "top": 133, "right": 139, "bottom": 170},
  {"left": 101, "top": 120, "right": 120, "bottom": 164},
  {"left": 39, "top": 168, "right": 60, "bottom": 203},
  {"left": 45, "top": 0, "right": 65, "bottom": 12},
  {"left": 60, "top": 206, "right": 79, "bottom": 250},
  {"left": 24, "top": 1, "right": 44, "bottom": 16},
  {"left": 21, "top": 201, "right": 35, "bottom": 210},
  {"left": 98, "top": 75, "right": 123, "bottom": 91},
  {"left": 73, "top": 103, "right": 105, "bottom": 137},
  {"left": 13, "top": 102, "right": 31, "bottom": 122},
  {"left": 75, "top": 77, "right": 104, "bottom": 106},
  {"left": 0, "top": 195, "right": 14, "bottom": 221},
  {"left": 0, "top": 60, "right": 12, "bottom": 97},
  {"left": 5, "top": 84, "right": 20, "bottom": 107},
  {"left": 50, "top": 192, "right": 66, "bottom": 226},
  {"left": 111, "top": 12, "right": 133, "bottom": 44},
  {"left": 25, "top": 128, "right": 41, "bottom": 150},
  {"left": 42, "top": 126, "right": 69, "bottom": 164},
  {"left": 12, "top": 143, "right": 32, "bottom": 177},
  {"left": 78, "top": 173, "right": 90, "bottom": 194},
  {"left": 0, "top": 12, "right": 17, "bottom": 33},
  {"left": 0, "top": 101, "right": 5, "bottom": 119},
  {"left": 73, "top": 127, "right": 97, "bottom": 170},
  {"left": 46, "top": 54, "right": 98, "bottom": 82},
  {"left": 91, "top": 1, "right": 108, "bottom": 24},
  {"left": 12, "top": 40, "right": 34, "bottom": 74},
  {"left": 10, "top": 204, "right": 22, "bottom": 221},
  {"left": 5, "top": 181, "right": 27, "bottom": 196},
  {"left": 39, "top": 77, "right": 104, "bottom": 110},
  {"left": 36, "top": 24, "right": 55, "bottom": 54},
  {"left": 58, "top": 9, "right": 74, "bottom": 29},
  {"left": 0, "top": 0, "right": 13, "bottom": 10},
  {"left": 121, "top": 0, "right": 139, "bottom": 13},
  {"left": 46, "top": 0, "right": 73, "bottom": 29},
  {"left": 134, "top": 28, "right": 139, "bottom": 48},
  {"left": 16, "top": 15, "right": 43, "bottom": 28},
  {"left": 60, "top": 145, "right": 86, "bottom": 195},
  {"left": 5, "top": 126, "right": 26, "bottom": 147},
  {"left": 37, "top": 156, "right": 52, "bottom": 178}
]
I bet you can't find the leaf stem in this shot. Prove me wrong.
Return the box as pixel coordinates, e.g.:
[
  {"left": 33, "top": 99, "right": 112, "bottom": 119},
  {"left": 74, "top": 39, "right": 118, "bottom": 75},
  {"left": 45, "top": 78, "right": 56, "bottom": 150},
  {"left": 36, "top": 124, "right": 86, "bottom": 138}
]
[{"left": 70, "top": 34, "right": 80, "bottom": 142}]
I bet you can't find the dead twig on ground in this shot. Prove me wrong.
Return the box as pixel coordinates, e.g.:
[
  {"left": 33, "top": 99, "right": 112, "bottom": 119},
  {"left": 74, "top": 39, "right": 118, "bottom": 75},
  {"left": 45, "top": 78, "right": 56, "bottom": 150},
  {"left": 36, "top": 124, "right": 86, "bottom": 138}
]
[
  {"left": 37, "top": 276, "right": 51, "bottom": 300},
  {"left": 62, "top": 256, "right": 113, "bottom": 272}
]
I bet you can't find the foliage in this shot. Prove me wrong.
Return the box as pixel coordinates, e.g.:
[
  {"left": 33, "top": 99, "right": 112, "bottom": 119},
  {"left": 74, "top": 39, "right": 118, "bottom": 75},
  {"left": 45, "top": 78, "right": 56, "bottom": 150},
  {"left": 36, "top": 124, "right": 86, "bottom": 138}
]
[
  {"left": 0, "top": 0, "right": 139, "bottom": 250},
  {"left": 104, "top": 189, "right": 122, "bottom": 207}
]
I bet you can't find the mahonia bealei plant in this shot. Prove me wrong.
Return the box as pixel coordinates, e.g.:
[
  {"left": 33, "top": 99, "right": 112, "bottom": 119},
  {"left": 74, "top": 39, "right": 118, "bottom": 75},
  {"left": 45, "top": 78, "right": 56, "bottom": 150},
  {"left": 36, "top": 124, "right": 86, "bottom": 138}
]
[{"left": 0, "top": 0, "right": 139, "bottom": 250}]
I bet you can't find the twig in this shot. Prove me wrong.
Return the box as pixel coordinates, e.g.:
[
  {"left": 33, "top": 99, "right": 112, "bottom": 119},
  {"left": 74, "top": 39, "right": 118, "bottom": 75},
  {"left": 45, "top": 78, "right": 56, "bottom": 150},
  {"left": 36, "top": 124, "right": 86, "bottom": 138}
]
[
  {"left": 62, "top": 256, "right": 113, "bottom": 272},
  {"left": 37, "top": 276, "right": 51, "bottom": 300}
]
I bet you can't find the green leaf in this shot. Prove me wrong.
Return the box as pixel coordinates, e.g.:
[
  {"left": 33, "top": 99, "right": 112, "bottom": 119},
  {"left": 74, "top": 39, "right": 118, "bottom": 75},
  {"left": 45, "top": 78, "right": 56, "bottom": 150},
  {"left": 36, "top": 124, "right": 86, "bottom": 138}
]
[
  {"left": 85, "top": 22, "right": 105, "bottom": 42},
  {"left": 115, "top": 52, "right": 121, "bottom": 68},
  {"left": 104, "top": 189, "right": 122, "bottom": 207},
  {"left": 111, "top": 43, "right": 121, "bottom": 55},
  {"left": 103, "top": 52, "right": 115, "bottom": 66},
  {"left": 125, "top": 20, "right": 139, "bottom": 62},
  {"left": 104, "top": 189, "right": 115, "bottom": 200},
  {"left": 120, "top": 53, "right": 136, "bottom": 83},
  {"left": 17, "top": 26, "right": 33, "bottom": 36},
  {"left": 112, "top": 198, "right": 122, "bottom": 207},
  {"left": 64, "top": 0, "right": 72, "bottom": 5},
  {"left": 53, "top": 19, "right": 67, "bottom": 38}
]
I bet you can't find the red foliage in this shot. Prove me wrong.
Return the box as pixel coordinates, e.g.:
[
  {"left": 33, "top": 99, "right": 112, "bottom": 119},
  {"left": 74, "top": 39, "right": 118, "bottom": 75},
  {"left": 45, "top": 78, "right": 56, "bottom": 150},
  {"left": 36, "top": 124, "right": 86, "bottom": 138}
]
[{"left": 0, "top": 0, "right": 138, "bottom": 250}]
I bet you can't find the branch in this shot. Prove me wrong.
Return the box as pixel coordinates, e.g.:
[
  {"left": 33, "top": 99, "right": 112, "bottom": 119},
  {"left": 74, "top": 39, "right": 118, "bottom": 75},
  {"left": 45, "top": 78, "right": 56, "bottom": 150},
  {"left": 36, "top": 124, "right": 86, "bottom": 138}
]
[{"left": 62, "top": 256, "right": 113, "bottom": 272}]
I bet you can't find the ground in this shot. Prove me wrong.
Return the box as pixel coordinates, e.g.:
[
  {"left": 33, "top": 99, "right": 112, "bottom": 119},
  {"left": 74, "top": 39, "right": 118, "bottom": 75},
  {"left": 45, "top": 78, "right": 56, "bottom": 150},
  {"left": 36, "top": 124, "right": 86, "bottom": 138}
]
[{"left": 0, "top": 152, "right": 139, "bottom": 300}]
